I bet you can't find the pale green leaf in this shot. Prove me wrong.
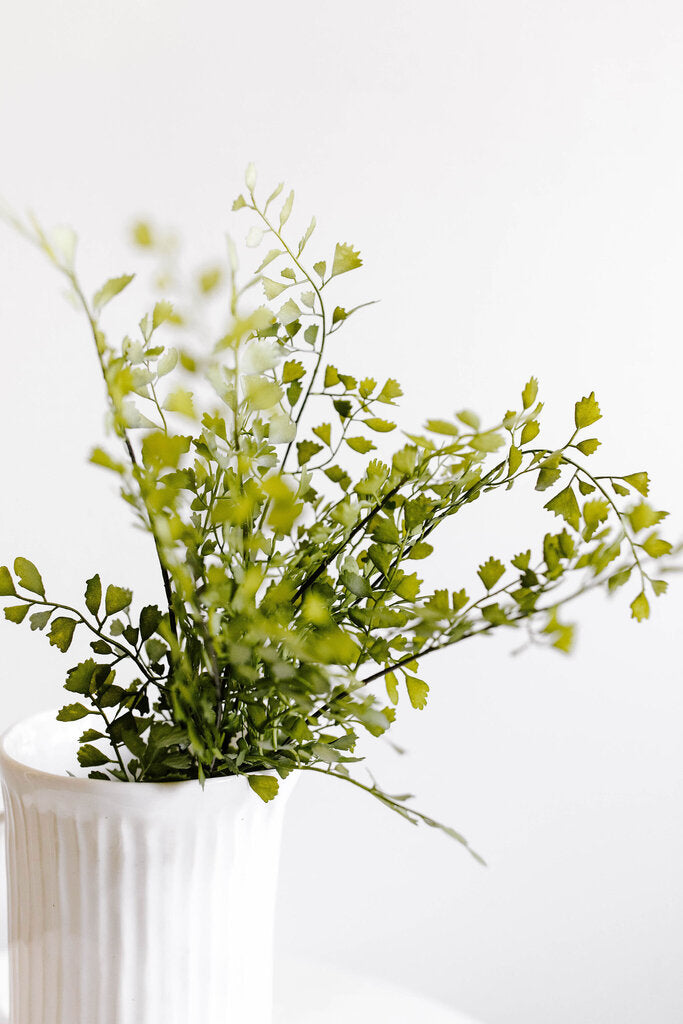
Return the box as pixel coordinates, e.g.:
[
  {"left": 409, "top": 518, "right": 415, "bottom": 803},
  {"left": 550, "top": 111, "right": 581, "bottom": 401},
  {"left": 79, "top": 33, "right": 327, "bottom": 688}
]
[
  {"left": 93, "top": 274, "right": 134, "bottom": 312},
  {"left": 331, "top": 242, "right": 362, "bottom": 278},
  {"left": 406, "top": 676, "right": 429, "bottom": 710}
]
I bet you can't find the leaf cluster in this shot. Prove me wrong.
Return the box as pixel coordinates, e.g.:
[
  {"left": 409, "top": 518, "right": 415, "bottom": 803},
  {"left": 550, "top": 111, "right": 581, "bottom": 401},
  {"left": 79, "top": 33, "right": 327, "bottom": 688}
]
[{"left": 0, "top": 169, "right": 674, "bottom": 858}]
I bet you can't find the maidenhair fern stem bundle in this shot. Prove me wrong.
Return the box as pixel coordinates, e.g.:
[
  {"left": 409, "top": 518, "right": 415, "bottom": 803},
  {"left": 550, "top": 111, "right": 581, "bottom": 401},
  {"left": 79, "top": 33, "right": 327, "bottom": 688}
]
[{"left": 0, "top": 167, "right": 672, "bottom": 859}]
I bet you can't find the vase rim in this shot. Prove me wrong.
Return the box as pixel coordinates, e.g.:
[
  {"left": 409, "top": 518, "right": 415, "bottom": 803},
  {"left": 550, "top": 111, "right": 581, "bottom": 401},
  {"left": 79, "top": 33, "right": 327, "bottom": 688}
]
[{"left": 0, "top": 709, "right": 292, "bottom": 795}]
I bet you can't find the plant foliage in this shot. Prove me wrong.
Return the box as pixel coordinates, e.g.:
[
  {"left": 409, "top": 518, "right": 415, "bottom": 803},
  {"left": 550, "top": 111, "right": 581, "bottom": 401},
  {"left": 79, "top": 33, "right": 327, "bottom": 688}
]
[{"left": 0, "top": 167, "right": 673, "bottom": 860}]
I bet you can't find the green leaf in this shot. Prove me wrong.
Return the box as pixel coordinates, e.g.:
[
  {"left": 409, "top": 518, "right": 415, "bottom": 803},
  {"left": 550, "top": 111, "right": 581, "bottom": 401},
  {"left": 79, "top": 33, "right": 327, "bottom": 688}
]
[
  {"left": 370, "top": 516, "right": 400, "bottom": 545},
  {"left": 394, "top": 573, "right": 420, "bottom": 600},
  {"left": 48, "top": 616, "right": 78, "bottom": 653},
  {"left": 278, "top": 299, "right": 301, "bottom": 326},
  {"left": 65, "top": 660, "right": 97, "bottom": 694},
  {"left": 90, "top": 448, "right": 125, "bottom": 473},
  {"left": 520, "top": 420, "right": 539, "bottom": 445},
  {"left": 298, "top": 216, "right": 317, "bottom": 254},
  {"left": 145, "top": 638, "right": 168, "bottom": 663},
  {"left": 522, "top": 377, "right": 538, "bottom": 409},
  {"left": 80, "top": 728, "right": 105, "bottom": 742},
  {"left": 331, "top": 242, "right": 362, "bottom": 278},
  {"left": 57, "top": 703, "right": 90, "bottom": 722},
  {"left": 608, "top": 568, "right": 632, "bottom": 592},
  {"left": 583, "top": 499, "right": 610, "bottom": 536},
  {"left": 508, "top": 445, "right": 522, "bottom": 475},
  {"left": 376, "top": 379, "right": 403, "bottom": 404},
  {"left": 85, "top": 575, "right": 102, "bottom": 617},
  {"left": 93, "top": 274, "right": 134, "bottom": 312},
  {"left": 262, "top": 277, "right": 288, "bottom": 300},
  {"left": 652, "top": 579, "right": 668, "bottom": 596},
  {"left": 425, "top": 419, "right": 458, "bottom": 436},
  {"left": 77, "top": 744, "right": 110, "bottom": 768},
  {"left": 248, "top": 774, "right": 280, "bottom": 803},
  {"left": 4, "top": 605, "right": 29, "bottom": 624},
  {"left": 477, "top": 557, "right": 505, "bottom": 591},
  {"left": 282, "top": 359, "right": 305, "bottom": 383},
  {"left": 511, "top": 550, "right": 531, "bottom": 570},
  {"left": 641, "top": 533, "right": 672, "bottom": 559},
  {"left": 29, "top": 609, "right": 52, "bottom": 631},
  {"left": 346, "top": 436, "right": 376, "bottom": 454},
  {"left": 296, "top": 440, "right": 323, "bottom": 466},
  {"left": 279, "top": 190, "right": 295, "bottom": 228},
  {"left": 332, "top": 306, "right": 348, "bottom": 325},
  {"left": 408, "top": 541, "right": 434, "bottom": 560},
  {"left": 630, "top": 591, "right": 650, "bottom": 622},
  {"left": 363, "top": 418, "right": 395, "bottom": 433},
  {"left": 576, "top": 438, "right": 601, "bottom": 456},
  {"left": 256, "top": 248, "right": 284, "bottom": 272},
  {"left": 324, "top": 365, "right": 340, "bottom": 388},
  {"left": 457, "top": 409, "right": 480, "bottom": 430},
  {"left": 139, "top": 605, "right": 162, "bottom": 642},
  {"left": 574, "top": 392, "right": 602, "bottom": 430},
  {"left": 152, "top": 300, "right": 175, "bottom": 329},
  {"left": 105, "top": 585, "right": 133, "bottom": 617},
  {"left": 406, "top": 676, "right": 429, "bottom": 710},
  {"left": 544, "top": 486, "right": 580, "bottom": 532},
  {"left": 142, "top": 432, "right": 192, "bottom": 469},
  {"left": 623, "top": 472, "right": 649, "bottom": 497},
  {"left": 385, "top": 671, "right": 399, "bottom": 705},
  {"left": 578, "top": 480, "right": 595, "bottom": 496},
  {"left": 341, "top": 572, "right": 373, "bottom": 598},
  {"left": 536, "top": 467, "right": 562, "bottom": 491},
  {"left": 628, "top": 502, "right": 667, "bottom": 534},
  {"left": 163, "top": 388, "right": 195, "bottom": 418},
  {"left": 0, "top": 566, "right": 16, "bottom": 596},
  {"left": 312, "top": 423, "right": 332, "bottom": 446},
  {"left": 244, "top": 377, "right": 283, "bottom": 411},
  {"left": 471, "top": 431, "right": 504, "bottom": 452},
  {"left": 14, "top": 557, "right": 45, "bottom": 597}
]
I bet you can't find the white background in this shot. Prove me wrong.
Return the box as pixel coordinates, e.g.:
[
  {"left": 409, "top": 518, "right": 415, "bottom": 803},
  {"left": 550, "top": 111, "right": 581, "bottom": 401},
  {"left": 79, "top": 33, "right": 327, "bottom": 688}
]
[{"left": 0, "top": 2, "right": 682, "bottom": 1021}]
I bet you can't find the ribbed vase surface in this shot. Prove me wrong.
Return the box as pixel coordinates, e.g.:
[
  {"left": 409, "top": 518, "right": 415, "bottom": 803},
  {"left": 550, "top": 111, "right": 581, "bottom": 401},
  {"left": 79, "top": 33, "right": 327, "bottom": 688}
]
[{"left": 0, "top": 711, "right": 295, "bottom": 1024}]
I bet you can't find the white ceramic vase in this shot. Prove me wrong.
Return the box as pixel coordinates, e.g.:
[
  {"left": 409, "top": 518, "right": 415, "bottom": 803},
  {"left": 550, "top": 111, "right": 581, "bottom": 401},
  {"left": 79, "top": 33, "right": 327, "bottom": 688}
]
[{"left": 0, "top": 710, "right": 296, "bottom": 1024}]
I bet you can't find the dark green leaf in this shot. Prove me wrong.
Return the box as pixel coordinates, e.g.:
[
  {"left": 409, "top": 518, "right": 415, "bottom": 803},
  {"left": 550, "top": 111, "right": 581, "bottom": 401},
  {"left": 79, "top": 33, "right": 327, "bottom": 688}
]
[
  {"left": 85, "top": 575, "right": 102, "bottom": 617},
  {"left": 57, "top": 703, "right": 91, "bottom": 722},
  {"left": 105, "top": 585, "right": 133, "bottom": 617},
  {"left": 77, "top": 744, "right": 111, "bottom": 768}
]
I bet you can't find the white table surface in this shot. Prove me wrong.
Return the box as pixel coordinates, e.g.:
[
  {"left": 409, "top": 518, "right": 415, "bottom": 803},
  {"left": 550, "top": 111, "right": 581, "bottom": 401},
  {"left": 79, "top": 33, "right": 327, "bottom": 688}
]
[
  {"left": 275, "top": 958, "right": 484, "bottom": 1023},
  {"left": 0, "top": 952, "right": 483, "bottom": 1023}
]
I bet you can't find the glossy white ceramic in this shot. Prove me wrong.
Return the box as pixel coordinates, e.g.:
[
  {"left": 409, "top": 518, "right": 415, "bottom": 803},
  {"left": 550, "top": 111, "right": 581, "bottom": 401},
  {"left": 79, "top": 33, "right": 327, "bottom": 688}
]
[{"left": 0, "top": 710, "right": 295, "bottom": 1024}]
